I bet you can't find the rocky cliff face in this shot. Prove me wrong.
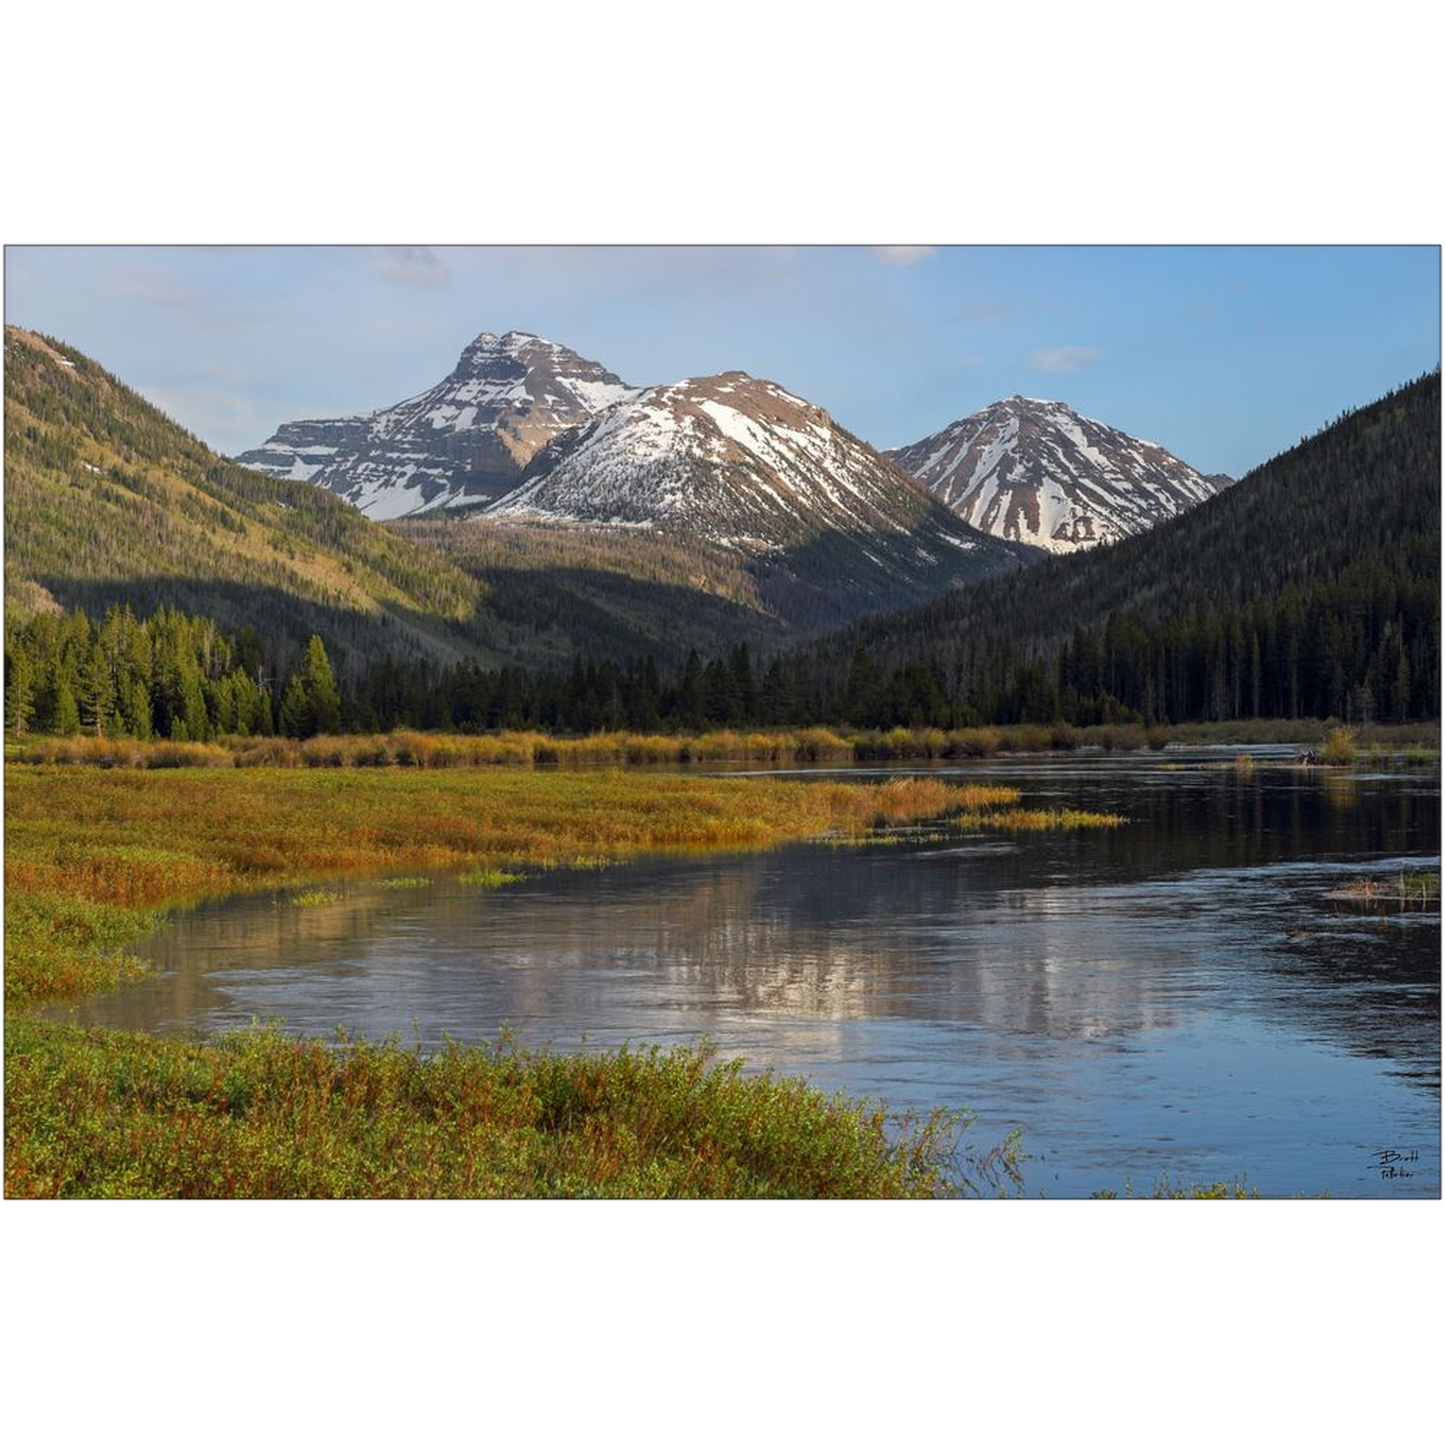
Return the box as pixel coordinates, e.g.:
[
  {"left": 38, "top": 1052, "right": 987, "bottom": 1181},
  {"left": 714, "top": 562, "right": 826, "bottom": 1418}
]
[
  {"left": 237, "top": 331, "right": 636, "bottom": 519},
  {"left": 888, "top": 396, "right": 1230, "bottom": 553}
]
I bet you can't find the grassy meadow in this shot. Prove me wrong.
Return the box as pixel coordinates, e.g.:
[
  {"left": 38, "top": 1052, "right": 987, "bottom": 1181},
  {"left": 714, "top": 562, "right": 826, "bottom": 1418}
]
[{"left": 6, "top": 761, "right": 1115, "bottom": 1197}]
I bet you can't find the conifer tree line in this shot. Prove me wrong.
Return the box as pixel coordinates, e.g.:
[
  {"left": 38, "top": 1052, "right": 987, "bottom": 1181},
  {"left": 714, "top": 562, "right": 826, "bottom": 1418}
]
[
  {"left": 4, "top": 606, "right": 341, "bottom": 741},
  {"left": 5, "top": 582, "right": 1437, "bottom": 740}
]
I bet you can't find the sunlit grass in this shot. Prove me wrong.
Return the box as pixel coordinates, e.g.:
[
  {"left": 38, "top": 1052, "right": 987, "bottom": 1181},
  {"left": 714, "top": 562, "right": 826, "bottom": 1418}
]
[
  {"left": 3, "top": 1022, "right": 969, "bottom": 1200},
  {"left": 290, "top": 889, "right": 341, "bottom": 908},
  {"left": 455, "top": 868, "right": 524, "bottom": 888},
  {"left": 15, "top": 719, "right": 1438, "bottom": 772},
  {"left": 1320, "top": 727, "right": 1358, "bottom": 766}
]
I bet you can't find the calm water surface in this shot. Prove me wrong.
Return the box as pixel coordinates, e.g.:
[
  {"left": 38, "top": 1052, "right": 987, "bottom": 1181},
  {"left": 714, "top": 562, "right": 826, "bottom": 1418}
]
[{"left": 48, "top": 749, "right": 1440, "bottom": 1197}]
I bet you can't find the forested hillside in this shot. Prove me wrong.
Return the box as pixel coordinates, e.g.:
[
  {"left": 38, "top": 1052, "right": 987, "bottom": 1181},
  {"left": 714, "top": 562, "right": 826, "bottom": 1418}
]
[
  {"left": 793, "top": 371, "right": 1441, "bottom": 726},
  {"left": 3, "top": 326, "right": 483, "bottom": 675}
]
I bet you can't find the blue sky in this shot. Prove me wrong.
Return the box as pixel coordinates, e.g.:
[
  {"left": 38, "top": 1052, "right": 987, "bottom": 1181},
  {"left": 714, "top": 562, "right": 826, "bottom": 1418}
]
[{"left": 5, "top": 245, "right": 1438, "bottom": 477}]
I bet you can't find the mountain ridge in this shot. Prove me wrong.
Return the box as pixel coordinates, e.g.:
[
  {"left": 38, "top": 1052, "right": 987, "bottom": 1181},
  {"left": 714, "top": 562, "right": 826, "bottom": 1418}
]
[
  {"left": 237, "top": 330, "right": 636, "bottom": 518},
  {"left": 887, "top": 394, "right": 1229, "bottom": 553},
  {"left": 3, "top": 324, "right": 484, "bottom": 672}
]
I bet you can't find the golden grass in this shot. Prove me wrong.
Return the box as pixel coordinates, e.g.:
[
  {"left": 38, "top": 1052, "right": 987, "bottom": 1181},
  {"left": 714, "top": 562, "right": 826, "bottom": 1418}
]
[
  {"left": 4, "top": 1022, "right": 968, "bottom": 1199},
  {"left": 9, "top": 722, "right": 1151, "bottom": 770},
  {"left": 951, "top": 807, "right": 1125, "bottom": 832}
]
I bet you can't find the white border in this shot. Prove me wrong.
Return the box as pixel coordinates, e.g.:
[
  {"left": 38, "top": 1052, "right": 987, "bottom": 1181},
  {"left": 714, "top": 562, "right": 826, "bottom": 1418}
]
[{"left": 2, "top": 1, "right": 1441, "bottom": 1438}]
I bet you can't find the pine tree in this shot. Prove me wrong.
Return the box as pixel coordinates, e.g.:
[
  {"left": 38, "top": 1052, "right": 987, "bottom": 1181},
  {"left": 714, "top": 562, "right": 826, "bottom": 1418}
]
[
  {"left": 677, "top": 650, "right": 706, "bottom": 730},
  {"left": 53, "top": 679, "right": 81, "bottom": 735},
  {"left": 179, "top": 667, "right": 210, "bottom": 741},
  {"left": 278, "top": 674, "right": 311, "bottom": 738},
  {"left": 302, "top": 635, "right": 341, "bottom": 735},
  {"left": 80, "top": 640, "right": 116, "bottom": 736},
  {"left": 5, "top": 647, "right": 34, "bottom": 735},
  {"left": 127, "top": 679, "right": 153, "bottom": 739}
]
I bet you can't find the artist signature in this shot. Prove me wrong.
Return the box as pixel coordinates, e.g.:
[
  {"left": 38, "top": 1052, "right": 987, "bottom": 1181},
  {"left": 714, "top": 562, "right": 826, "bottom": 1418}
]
[{"left": 1372, "top": 1147, "right": 1420, "bottom": 1180}]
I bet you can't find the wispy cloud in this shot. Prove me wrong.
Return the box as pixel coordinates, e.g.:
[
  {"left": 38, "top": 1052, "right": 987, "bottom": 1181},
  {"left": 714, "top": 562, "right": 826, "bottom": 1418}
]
[
  {"left": 951, "top": 302, "right": 1022, "bottom": 324},
  {"left": 870, "top": 245, "right": 935, "bottom": 266},
  {"left": 367, "top": 246, "right": 451, "bottom": 288},
  {"left": 109, "top": 265, "right": 205, "bottom": 309},
  {"left": 1028, "top": 345, "right": 1103, "bottom": 373}
]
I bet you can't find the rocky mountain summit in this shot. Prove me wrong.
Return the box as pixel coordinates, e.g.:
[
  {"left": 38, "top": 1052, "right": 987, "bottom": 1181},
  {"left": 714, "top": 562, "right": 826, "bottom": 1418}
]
[
  {"left": 237, "top": 331, "right": 636, "bottom": 518},
  {"left": 888, "top": 395, "right": 1230, "bottom": 553}
]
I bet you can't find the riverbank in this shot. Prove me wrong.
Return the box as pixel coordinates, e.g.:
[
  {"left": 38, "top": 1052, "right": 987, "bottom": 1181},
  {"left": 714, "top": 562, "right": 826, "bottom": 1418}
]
[
  {"left": 8, "top": 764, "right": 1104, "bottom": 1198},
  {"left": 12, "top": 718, "right": 1438, "bottom": 771}
]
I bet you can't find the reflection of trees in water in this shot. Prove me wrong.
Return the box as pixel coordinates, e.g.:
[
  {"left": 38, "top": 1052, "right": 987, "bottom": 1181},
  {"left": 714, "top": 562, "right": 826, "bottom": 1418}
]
[
  {"left": 454, "top": 859, "right": 897, "bottom": 1024},
  {"left": 1268, "top": 917, "right": 1440, "bottom": 1088},
  {"left": 1060, "top": 772, "right": 1436, "bottom": 882}
]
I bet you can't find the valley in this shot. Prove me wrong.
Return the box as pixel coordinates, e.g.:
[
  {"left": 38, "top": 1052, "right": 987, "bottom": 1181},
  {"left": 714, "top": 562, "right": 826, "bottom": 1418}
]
[{"left": 4, "top": 270, "right": 1439, "bottom": 1203}]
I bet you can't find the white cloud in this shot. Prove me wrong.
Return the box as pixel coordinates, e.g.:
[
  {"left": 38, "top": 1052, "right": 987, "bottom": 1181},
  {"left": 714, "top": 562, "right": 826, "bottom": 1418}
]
[
  {"left": 367, "top": 246, "right": 450, "bottom": 288},
  {"left": 870, "top": 245, "right": 935, "bottom": 266},
  {"left": 1027, "top": 345, "right": 1103, "bottom": 373}
]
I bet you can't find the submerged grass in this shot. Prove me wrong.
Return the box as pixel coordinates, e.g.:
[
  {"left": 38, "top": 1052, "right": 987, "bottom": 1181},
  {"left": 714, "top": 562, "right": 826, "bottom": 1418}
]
[
  {"left": 951, "top": 807, "right": 1125, "bottom": 832},
  {"left": 456, "top": 868, "right": 525, "bottom": 888},
  {"left": 1091, "top": 1174, "right": 1262, "bottom": 1199},
  {"left": 1325, "top": 872, "right": 1440, "bottom": 908}
]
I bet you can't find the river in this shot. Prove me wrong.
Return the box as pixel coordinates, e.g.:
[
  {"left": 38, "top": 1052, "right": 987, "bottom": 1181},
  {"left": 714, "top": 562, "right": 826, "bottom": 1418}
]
[{"left": 44, "top": 748, "right": 1440, "bottom": 1197}]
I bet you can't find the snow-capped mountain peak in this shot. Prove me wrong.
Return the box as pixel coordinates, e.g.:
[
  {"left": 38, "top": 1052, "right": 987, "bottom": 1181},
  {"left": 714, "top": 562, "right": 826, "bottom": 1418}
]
[
  {"left": 487, "top": 371, "right": 1028, "bottom": 581},
  {"left": 491, "top": 371, "right": 907, "bottom": 544},
  {"left": 237, "top": 331, "right": 636, "bottom": 518},
  {"left": 888, "top": 395, "right": 1231, "bottom": 553}
]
